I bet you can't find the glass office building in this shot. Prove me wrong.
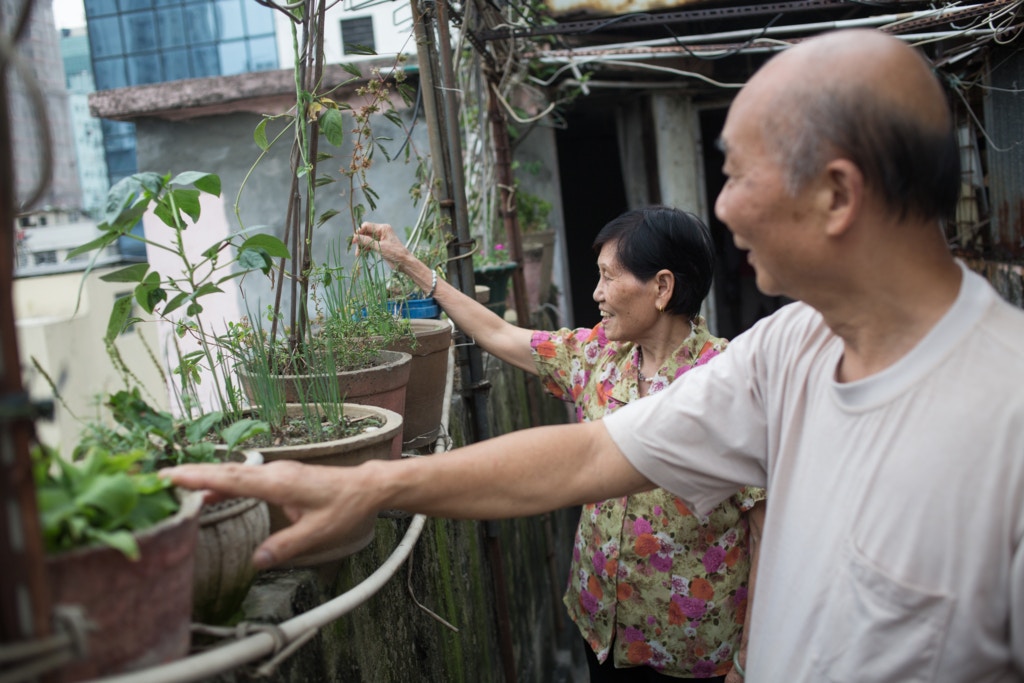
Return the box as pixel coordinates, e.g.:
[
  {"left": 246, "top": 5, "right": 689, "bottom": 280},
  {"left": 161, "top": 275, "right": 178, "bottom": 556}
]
[{"left": 85, "top": 0, "right": 279, "bottom": 256}]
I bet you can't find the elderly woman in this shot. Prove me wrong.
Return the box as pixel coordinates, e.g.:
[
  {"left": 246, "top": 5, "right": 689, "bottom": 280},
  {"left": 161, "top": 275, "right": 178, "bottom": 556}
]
[{"left": 355, "top": 206, "right": 764, "bottom": 682}]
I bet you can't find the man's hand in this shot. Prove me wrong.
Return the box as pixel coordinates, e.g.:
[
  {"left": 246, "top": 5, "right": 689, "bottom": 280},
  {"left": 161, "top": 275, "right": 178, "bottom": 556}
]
[{"left": 165, "top": 459, "right": 379, "bottom": 568}]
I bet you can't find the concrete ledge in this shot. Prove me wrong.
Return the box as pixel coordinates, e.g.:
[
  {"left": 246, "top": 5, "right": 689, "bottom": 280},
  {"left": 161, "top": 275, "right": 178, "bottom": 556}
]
[{"left": 89, "top": 58, "right": 414, "bottom": 122}]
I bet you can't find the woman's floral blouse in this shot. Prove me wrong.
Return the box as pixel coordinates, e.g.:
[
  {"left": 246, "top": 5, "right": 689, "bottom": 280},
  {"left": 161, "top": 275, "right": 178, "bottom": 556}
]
[{"left": 531, "top": 317, "right": 764, "bottom": 678}]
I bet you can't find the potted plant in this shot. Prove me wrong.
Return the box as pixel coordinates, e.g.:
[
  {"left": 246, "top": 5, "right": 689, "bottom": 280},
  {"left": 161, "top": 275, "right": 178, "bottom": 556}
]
[
  {"left": 512, "top": 175, "right": 556, "bottom": 313},
  {"left": 83, "top": 387, "right": 272, "bottom": 625},
  {"left": 361, "top": 213, "right": 455, "bottom": 450},
  {"left": 472, "top": 239, "right": 517, "bottom": 318},
  {"left": 33, "top": 437, "right": 203, "bottom": 681},
  {"left": 233, "top": 9, "right": 420, "bottom": 415},
  {"left": 72, "top": 170, "right": 402, "bottom": 570}
]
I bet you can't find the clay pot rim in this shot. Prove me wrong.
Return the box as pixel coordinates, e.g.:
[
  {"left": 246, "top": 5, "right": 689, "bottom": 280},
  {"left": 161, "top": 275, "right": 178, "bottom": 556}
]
[{"left": 45, "top": 489, "right": 203, "bottom": 564}]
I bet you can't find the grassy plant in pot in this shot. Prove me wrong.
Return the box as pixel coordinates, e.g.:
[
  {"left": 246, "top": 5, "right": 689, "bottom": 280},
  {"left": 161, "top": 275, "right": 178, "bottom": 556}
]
[
  {"left": 364, "top": 201, "right": 456, "bottom": 450},
  {"left": 230, "top": 329, "right": 402, "bottom": 565},
  {"left": 308, "top": 243, "right": 415, "bottom": 455},
  {"left": 223, "top": 5, "right": 420, "bottom": 459}
]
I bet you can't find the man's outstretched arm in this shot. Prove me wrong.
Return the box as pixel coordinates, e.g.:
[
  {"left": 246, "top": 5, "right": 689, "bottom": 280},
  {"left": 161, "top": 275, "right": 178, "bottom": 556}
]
[{"left": 165, "top": 419, "right": 652, "bottom": 568}]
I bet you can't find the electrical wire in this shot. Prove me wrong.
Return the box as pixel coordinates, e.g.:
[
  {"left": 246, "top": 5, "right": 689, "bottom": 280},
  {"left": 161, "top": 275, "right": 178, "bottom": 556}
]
[{"left": 662, "top": 13, "right": 785, "bottom": 61}]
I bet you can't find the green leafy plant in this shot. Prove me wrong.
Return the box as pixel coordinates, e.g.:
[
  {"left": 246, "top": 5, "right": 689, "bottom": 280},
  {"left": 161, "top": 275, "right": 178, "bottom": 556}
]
[
  {"left": 514, "top": 185, "right": 552, "bottom": 234},
  {"left": 81, "top": 388, "right": 269, "bottom": 468},
  {"left": 33, "top": 443, "right": 179, "bottom": 560},
  {"left": 314, "top": 239, "right": 413, "bottom": 366},
  {"left": 71, "top": 171, "right": 289, "bottom": 422}
]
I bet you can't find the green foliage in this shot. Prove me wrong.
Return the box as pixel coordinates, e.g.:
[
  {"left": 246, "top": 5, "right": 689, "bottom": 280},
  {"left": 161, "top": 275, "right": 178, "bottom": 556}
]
[
  {"left": 79, "top": 171, "right": 289, "bottom": 339},
  {"left": 514, "top": 185, "right": 552, "bottom": 234},
  {"left": 33, "top": 443, "right": 179, "bottom": 560},
  {"left": 77, "top": 171, "right": 292, "bottom": 426},
  {"left": 74, "top": 388, "right": 270, "bottom": 470},
  {"left": 312, "top": 240, "right": 413, "bottom": 371}
]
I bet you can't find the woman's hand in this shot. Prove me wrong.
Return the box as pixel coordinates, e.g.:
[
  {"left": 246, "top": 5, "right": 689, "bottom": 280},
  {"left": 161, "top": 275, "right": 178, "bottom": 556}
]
[{"left": 354, "top": 222, "right": 416, "bottom": 272}]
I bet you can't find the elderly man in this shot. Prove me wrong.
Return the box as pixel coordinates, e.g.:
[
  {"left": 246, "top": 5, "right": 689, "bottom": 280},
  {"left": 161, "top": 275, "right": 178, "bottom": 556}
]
[{"left": 168, "top": 29, "right": 1024, "bottom": 681}]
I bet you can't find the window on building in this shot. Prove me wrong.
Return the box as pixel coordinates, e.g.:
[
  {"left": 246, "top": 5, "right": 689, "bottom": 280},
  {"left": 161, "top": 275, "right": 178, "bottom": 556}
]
[
  {"left": 340, "top": 16, "right": 374, "bottom": 55},
  {"left": 89, "top": 16, "right": 125, "bottom": 58},
  {"left": 248, "top": 36, "right": 277, "bottom": 72},
  {"left": 217, "top": 40, "right": 248, "bottom": 75},
  {"left": 84, "top": 0, "right": 118, "bottom": 18},
  {"left": 161, "top": 48, "right": 192, "bottom": 81},
  {"left": 33, "top": 251, "right": 58, "bottom": 266},
  {"left": 127, "top": 52, "right": 162, "bottom": 84},
  {"left": 156, "top": 6, "right": 187, "bottom": 48},
  {"left": 215, "top": 0, "right": 245, "bottom": 41},
  {"left": 94, "top": 56, "right": 128, "bottom": 89}
]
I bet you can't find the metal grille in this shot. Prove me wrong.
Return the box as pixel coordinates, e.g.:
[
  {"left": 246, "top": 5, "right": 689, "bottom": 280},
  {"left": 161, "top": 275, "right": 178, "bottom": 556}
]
[{"left": 340, "top": 16, "right": 375, "bottom": 54}]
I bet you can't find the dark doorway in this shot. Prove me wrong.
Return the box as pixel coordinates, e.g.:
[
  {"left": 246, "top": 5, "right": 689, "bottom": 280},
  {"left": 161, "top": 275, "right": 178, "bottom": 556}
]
[
  {"left": 555, "top": 103, "right": 629, "bottom": 329},
  {"left": 700, "top": 107, "right": 787, "bottom": 339}
]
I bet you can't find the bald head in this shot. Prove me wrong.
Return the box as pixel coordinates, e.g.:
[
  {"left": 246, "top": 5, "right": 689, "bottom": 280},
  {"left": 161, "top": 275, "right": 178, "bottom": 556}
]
[{"left": 740, "top": 30, "right": 959, "bottom": 223}]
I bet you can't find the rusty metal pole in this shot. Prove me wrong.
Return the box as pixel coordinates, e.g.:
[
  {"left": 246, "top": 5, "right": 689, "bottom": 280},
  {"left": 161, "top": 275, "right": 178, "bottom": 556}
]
[
  {"left": 431, "top": 3, "right": 517, "bottom": 680},
  {"left": 0, "top": 15, "right": 53, "bottom": 648},
  {"left": 484, "top": 77, "right": 531, "bottom": 328},
  {"left": 413, "top": 0, "right": 493, "bottom": 444}
]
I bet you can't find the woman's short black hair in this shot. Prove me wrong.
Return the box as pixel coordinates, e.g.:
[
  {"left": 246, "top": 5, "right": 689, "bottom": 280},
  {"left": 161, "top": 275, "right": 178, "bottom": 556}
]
[{"left": 592, "top": 206, "right": 715, "bottom": 319}]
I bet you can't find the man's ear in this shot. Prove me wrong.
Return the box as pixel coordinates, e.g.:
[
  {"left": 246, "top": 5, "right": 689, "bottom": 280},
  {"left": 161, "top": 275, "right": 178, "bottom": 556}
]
[{"left": 821, "top": 158, "right": 863, "bottom": 237}]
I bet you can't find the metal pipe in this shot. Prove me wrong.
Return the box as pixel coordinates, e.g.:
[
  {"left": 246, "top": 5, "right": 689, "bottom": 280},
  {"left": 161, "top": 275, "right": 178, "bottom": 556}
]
[
  {"left": 412, "top": 0, "right": 491, "bottom": 445},
  {"left": 434, "top": 0, "right": 492, "bottom": 446},
  {"left": 533, "top": 3, "right": 1013, "bottom": 60},
  {"left": 96, "top": 515, "right": 429, "bottom": 683}
]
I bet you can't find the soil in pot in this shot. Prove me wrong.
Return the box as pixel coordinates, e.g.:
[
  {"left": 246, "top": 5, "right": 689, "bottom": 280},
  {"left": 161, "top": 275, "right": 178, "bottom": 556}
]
[
  {"left": 257, "top": 403, "right": 403, "bottom": 566},
  {"left": 241, "top": 349, "right": 411, "bottom": 459}
]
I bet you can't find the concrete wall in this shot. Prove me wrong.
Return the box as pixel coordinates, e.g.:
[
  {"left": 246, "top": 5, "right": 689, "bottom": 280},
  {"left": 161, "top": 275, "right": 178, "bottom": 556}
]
[
  {"left": 15, "top": 267, "right": 168, "bottom": 455},
  {"left": 134, "top": 107, "right": 430, "bottom": 318}
]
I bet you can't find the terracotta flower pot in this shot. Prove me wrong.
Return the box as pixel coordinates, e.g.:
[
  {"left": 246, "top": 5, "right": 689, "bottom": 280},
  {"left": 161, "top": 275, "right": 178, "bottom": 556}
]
[
  {"left": 257, "top": 403, "right": 403, "bottom": 566},
  {"left": 240, "top": 349, "right": 411, "bottom": 459},
  {"left": 385, "top": 319, "right": 452, "bottom": 449},
  {"left": 192, "top": 450, "right": 269, "bottom": 624},
  {"left": 45, "top": 490, "right": 203, "bottom": 682},
  {"left": 508, "top": 229, "right": 556, "bottom": 314}
]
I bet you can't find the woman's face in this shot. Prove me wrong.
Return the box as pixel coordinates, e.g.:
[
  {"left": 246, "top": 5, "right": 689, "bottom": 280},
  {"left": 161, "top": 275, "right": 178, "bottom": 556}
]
[{"left": 592, "top": 240, "right": 660, "bottom": 342}]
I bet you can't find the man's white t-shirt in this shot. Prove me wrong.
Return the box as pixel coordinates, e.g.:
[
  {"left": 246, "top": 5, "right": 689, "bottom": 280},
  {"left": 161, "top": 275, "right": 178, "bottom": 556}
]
[{"left": 603, "top": 263, "right": 1024, "bottom": 682}]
